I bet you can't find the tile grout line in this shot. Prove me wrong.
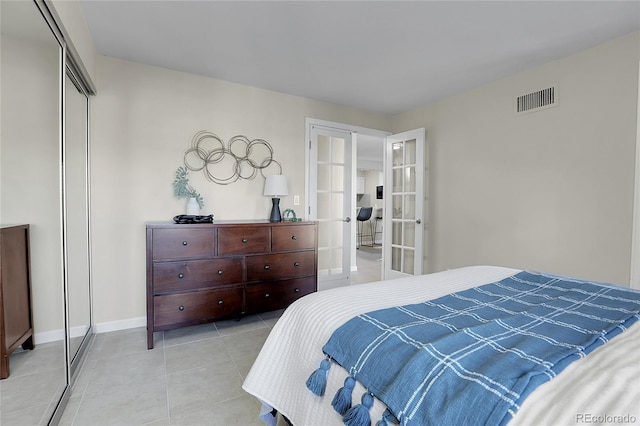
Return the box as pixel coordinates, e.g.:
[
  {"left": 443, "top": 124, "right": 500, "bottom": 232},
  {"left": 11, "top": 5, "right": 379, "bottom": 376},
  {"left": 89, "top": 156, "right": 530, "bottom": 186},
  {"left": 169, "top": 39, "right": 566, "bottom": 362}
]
[{"left": 162, "top": 331, "right": 172, "bottom": 424}]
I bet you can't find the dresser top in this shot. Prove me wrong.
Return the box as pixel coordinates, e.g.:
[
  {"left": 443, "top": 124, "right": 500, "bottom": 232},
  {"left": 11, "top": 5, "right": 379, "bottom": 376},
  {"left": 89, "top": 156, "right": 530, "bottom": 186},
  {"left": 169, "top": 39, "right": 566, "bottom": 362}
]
[
  {"left": 146, "top": 220, "right": 316, "bottom": 229},
  {"left": 0, "top": 224, "right": 29, "bottom": 230}
]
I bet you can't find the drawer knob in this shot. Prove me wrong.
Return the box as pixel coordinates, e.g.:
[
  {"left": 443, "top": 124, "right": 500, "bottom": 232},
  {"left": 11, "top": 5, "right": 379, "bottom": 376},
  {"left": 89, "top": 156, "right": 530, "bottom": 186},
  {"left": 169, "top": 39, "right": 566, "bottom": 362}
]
[
  {"left": 218, "top": 300, "right": 223, "bottom": 305},
  {"left": 292, "top": 235, "right": 297, "bottom": 240},
  {"left": 217, "top": 270, "right": 223, "bottom": 275},
  {"left": 178, "top": 273, "right": 184, "bottom": 279},
  {"left": 264, "top": 265, "right": 270, "bottom": 270},
  {"left": 242, "top": 238, "right": 248, "bottom": 243},
  {"left": 182, "top": 241, "right": 188, "bottom": 246},
  {"left": 264, "top": 293, "right": 270, "bottom": 298},
  {"left": 294, "top": 262, "right": 300, "bottom": 267},
  {"left": 178, "top": 306, "right": 185, "bottom": 311},
  {"left": 294, "top": 288, "right": 300, "bottom": 293}
]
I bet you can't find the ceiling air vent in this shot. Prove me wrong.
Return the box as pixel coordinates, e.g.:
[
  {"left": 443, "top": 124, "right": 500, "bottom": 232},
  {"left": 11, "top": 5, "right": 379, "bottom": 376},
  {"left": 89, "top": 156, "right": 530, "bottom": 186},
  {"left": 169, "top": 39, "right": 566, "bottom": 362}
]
[{"left": 515, "top": 85, "right": 557, "bottom": 114}]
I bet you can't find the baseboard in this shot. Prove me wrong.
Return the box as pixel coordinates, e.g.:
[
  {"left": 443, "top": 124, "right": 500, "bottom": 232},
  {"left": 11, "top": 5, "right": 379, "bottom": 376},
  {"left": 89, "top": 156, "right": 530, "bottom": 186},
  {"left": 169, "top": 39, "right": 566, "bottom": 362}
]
[
  {"left": 34, "top": 329, "right": 65, "bottom": 344},
  {"left": 95, "top": 316, "right": 146, "bottom": 334},
  {"left": 33, "top": 318, "right": 144, "bottom": 344}
]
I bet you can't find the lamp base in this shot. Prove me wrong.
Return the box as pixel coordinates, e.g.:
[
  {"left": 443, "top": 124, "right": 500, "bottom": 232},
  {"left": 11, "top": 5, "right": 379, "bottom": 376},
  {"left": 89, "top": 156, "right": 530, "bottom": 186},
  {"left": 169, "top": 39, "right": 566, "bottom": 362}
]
[{"left": 269, "top": 198, "right": 282, "bottom": 222}]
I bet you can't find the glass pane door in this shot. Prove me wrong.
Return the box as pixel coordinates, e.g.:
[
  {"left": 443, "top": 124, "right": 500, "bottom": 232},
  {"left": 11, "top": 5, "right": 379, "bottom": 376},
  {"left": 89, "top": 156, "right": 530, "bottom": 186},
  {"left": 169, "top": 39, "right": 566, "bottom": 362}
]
[
  {"left": 310, "top": 126, "right": 353, "bottom": 290},
  {"left": 384, "top": 129, "right": 425, "bottom": 279}
]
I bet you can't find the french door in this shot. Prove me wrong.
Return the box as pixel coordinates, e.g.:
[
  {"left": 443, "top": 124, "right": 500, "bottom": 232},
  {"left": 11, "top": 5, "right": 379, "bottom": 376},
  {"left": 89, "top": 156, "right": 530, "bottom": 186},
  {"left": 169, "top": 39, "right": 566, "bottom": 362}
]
[
  {"left": 383, "top": 128, "right": 426, "bottom": 279},
  {"left": 308, "top": 125, "right": 353, "bottom": 290}
]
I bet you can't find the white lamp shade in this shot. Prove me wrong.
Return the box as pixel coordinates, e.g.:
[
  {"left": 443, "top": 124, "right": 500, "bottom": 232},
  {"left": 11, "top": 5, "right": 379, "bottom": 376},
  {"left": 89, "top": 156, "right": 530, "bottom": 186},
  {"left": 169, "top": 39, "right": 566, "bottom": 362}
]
[{"left": 264, "top": 175, "right": 288, "bottom": 197}]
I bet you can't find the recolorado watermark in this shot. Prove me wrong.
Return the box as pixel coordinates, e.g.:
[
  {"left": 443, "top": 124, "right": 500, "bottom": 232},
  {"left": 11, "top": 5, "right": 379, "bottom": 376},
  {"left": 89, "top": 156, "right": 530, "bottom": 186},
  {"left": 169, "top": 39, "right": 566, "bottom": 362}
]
[{"left": 576, "top": 413, "right": 637, "bottom": 424}]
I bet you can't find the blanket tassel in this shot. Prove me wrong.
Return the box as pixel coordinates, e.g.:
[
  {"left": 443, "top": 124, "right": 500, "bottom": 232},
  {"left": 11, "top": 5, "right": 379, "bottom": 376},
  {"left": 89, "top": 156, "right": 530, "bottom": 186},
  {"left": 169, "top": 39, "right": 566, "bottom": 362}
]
[
  {"left": 376, "top": 408, "right": 399, "bottom": 426},
  {"left": 306, "top": 358, "right": 332, "bottom": 396},
  {"left": 331, "top": 376, "right": 356, "bottom": 415},
  {"left": 343, "top": 392, "right": 374, "bottom": 426}
]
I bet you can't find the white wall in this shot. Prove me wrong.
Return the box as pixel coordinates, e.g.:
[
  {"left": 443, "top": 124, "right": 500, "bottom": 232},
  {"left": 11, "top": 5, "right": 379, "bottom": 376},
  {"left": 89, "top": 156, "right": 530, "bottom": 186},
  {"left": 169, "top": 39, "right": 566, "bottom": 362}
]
[
  {"left": 393, "top": 32, "right": 640, "bottom": 286},
  {"left": 634, "top": 58, "right": 640, "bottom": 290},
  {"left": 90, "top": 56, "right": 391, "bottom": 325},
  {"left": 50, "top": 0, "right": 96, "bottom": 86}
]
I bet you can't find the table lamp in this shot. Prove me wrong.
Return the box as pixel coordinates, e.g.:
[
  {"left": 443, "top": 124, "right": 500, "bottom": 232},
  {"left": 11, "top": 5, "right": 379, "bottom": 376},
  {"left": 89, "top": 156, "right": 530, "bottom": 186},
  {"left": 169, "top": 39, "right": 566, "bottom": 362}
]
[{"left": 264, "top": 175, "right": 288, "bottom": 222}]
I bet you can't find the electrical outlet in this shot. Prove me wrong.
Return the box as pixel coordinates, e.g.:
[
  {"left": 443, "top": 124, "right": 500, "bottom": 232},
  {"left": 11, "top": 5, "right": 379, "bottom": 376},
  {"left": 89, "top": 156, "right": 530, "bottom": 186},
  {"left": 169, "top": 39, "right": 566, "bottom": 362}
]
[{"left": 293, "top": 195, "right": 300, "bottom": 206}]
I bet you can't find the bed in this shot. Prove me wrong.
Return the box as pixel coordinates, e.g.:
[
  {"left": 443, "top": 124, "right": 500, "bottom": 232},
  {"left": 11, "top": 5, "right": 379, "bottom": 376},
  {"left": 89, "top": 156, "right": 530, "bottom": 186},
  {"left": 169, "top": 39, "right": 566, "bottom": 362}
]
[{"left": 242, "top": 266, "right": 640, "bottom": 425}]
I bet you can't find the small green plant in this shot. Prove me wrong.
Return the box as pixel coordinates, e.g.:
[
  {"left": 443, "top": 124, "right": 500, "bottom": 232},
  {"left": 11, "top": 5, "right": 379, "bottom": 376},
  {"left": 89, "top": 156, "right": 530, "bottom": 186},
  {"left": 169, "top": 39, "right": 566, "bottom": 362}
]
[{"left": 173, "top": 166, "right": 204, "bottom": 208}]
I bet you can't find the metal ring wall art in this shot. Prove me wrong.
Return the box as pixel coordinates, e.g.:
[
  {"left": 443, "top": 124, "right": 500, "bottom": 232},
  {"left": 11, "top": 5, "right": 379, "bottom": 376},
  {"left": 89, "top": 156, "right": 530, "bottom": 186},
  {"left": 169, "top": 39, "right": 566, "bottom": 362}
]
[{"left": 183, "top": 130, "right": 282, "bottom": 185}]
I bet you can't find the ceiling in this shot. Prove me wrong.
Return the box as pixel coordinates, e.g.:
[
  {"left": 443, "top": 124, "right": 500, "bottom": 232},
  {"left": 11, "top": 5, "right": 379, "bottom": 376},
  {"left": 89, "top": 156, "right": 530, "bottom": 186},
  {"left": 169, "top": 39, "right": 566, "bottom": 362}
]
[{"left": 80, "top": 1, "right": 640, "bottom": 117}]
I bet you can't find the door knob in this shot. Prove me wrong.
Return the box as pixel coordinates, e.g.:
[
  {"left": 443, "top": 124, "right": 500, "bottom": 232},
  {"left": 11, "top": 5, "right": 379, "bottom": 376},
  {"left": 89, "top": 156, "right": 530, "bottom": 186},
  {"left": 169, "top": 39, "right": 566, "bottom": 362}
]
[
  {"left": 416, "top": 219, "right": 422, "bottom": 224},
  {"left": 344, "top": 217, "right": 351, "bottom": 223}
]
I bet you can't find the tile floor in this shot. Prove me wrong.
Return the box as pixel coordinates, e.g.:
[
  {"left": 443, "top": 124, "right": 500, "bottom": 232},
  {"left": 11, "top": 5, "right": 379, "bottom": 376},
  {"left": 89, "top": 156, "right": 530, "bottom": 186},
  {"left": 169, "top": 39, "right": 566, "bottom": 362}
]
[
  {"left": 54, "top": 249, "right": 381, "bottom": 426},
  {"left": 59, "top": 310, "right": 283, "bottom": 426},
  {"left": 352, "top": 246, "right": 383, "bottom": 284},
  {"left": 0, "top": 341, "right": 67, "bottom": 425}
]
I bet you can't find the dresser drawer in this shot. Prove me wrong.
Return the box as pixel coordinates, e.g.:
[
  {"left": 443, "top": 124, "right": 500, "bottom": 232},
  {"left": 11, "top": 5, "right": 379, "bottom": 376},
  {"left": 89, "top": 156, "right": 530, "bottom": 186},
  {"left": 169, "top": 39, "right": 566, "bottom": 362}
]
[
  {"left": 147, "top": 221, "right": 318, "bottom": 349},
  {"left": 153, "top": 258, "right": 243, "bottom": 294},
  {"left": 246, "top": 251, "right": 315, "bottom": 282},
  {"left": 153, "top": 287, "right": 243, "bottom": 328},
  {"left": 152, "top": 228, "right": 215, "bottom": 260},
  {"left": 245, "top": 277, "right": 316, "bottom": 313},
  {"left": 218, "top": 226, "right": 270, "bottom": 256},
  {"left": 272, "top": 225, "right": 316, "bottom": 252}
]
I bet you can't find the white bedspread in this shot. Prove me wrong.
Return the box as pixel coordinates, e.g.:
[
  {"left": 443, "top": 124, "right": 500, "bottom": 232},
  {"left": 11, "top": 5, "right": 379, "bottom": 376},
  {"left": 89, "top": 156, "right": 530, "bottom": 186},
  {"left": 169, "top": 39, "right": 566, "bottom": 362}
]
[{"left": 242, "top": 266, "right": 640, "bottom": 425}]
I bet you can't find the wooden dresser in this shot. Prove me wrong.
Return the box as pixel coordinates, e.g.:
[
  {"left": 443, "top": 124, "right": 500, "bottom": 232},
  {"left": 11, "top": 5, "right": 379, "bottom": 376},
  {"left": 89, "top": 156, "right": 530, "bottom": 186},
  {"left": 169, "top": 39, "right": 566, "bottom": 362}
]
[
  {"left": 0, "top": 224, "right": 35, "bottom": 379},
  {"left": 146, "top": 221, "right": 317, "bottom": 349}
]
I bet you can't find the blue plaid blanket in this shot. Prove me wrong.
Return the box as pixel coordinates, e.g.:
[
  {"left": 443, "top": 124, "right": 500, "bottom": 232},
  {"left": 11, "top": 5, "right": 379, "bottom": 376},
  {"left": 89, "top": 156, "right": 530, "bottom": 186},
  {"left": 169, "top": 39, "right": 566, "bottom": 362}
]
[{"left": 307, "top": 271, "right": 640, "bottom": 426}]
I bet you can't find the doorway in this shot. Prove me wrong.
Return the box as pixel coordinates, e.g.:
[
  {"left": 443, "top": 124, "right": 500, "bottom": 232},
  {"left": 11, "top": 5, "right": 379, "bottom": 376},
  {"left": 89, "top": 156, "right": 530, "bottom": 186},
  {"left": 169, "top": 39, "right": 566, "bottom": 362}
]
[
  {"left": 306, "top": 119, "right": 389, "bottom": 289},
  {"left": 305, "top": 118, "right": 426, "bottom": 289},
  {"left": 354, "top": 135, "right": 385, "bottom": 284}
]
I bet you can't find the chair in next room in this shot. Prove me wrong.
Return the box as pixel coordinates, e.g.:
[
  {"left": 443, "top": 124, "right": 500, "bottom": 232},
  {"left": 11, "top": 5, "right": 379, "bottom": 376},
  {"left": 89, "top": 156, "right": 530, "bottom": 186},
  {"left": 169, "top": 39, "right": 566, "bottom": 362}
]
[{"left": 356, "top": 207, "right": 374, "bottom": 248}]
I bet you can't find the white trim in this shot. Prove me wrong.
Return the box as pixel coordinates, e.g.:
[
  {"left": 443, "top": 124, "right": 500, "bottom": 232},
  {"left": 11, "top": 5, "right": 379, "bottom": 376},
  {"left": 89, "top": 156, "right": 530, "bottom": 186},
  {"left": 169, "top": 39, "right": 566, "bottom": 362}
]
[
  {"left": 630, "top": 60, "right": 640, "bottom": 290},
  {"left": 32, "top": 326, "right": 86, "bottom": 344},
  {"left": 94, "top": 316, "right": 146, "bottom": 334},
  {"left": 304, "top": 118, "right": 389, "bottom": 139},
  {"left": 35, "top": 329, "right": 66, "bottom": 344}
]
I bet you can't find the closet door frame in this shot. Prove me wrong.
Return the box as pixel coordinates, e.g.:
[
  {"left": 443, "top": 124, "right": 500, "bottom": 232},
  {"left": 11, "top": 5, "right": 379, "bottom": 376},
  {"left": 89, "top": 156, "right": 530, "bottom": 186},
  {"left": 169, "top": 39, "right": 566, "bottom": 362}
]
[{"left": 33, "top": 1, "right": 96, "bottom": 424}]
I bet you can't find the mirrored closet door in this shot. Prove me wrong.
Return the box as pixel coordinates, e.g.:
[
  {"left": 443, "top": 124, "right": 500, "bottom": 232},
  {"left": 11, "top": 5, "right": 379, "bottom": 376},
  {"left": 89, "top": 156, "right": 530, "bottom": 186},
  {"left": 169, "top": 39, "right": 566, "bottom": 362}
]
[
  {"left": 64, "top": 69, "right": 92, "bottom": 374},
  {"left": 1, "top": 1, "right": 94, "bottom": 424}
]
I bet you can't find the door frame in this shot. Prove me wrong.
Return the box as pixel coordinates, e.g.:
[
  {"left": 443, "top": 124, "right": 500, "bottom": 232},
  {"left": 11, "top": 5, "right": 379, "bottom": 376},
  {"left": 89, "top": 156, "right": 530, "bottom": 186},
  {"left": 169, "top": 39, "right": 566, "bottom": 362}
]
[
  {"left": 305, "top": 118, "right": 390, "bottom": 288},
  {"left": 629, "top": 60, "right": 640, "bottom": 290}
]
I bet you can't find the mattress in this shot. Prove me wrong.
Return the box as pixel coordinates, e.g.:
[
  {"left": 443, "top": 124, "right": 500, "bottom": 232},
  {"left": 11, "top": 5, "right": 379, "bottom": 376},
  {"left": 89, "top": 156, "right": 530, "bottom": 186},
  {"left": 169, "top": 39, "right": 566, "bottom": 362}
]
[{"left": 242, "top": 266, "right": 640, "bottom": 425}]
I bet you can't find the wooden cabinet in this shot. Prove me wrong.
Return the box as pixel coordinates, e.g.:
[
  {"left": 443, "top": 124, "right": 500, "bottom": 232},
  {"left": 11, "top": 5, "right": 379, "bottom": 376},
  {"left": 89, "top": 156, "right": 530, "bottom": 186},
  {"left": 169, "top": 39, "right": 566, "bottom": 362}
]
[
  {"left": 0, "top": 225, "right": 35, "bottom": 379},
  {"left": 146, "top": 221, "right": 317, "bottom": 349}
]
